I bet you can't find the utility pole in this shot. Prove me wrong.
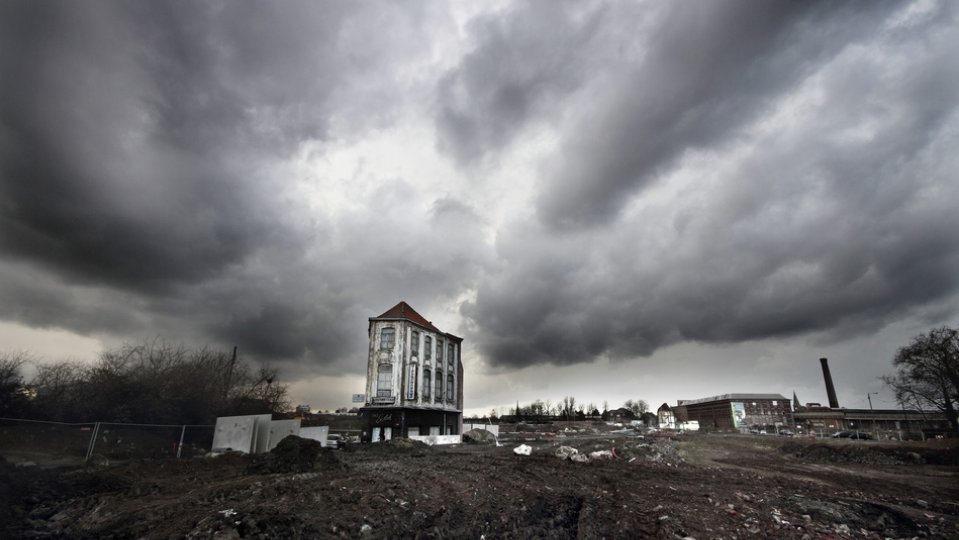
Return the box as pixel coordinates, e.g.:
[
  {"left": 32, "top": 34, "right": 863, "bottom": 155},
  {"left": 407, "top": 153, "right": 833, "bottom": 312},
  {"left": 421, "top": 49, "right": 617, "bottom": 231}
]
[
  {"left": 867, "top": 392, "right": 878, "bottom": 439},
  {"left": 225, "top": 346, "right": 237, "bottom": 400}
]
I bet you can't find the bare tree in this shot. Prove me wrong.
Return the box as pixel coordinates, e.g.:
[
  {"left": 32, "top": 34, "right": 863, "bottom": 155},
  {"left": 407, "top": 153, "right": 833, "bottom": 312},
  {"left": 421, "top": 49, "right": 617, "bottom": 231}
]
[
  {"left": 26, "top": 341, "right": 290, "bottom": 424},
  {"left": 883, "top": 326, "right": 959, "bottom": 431},
  {"left": 624, "top": 399, "right": 649, "bottom": 416},
  {"left": 636, "top": 399, "right": 649, "bottom": 415},
  {"left": 0, "top": 352, "right": 31, "bottom": 417},
  {"left": 560, "top": 396, "right": 577, "bottom": 418}
]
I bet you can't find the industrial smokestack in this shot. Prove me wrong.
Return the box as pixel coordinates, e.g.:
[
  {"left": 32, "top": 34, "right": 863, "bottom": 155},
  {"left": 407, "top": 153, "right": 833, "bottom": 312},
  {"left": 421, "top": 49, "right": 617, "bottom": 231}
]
[{"left": 820, "top": 357, "right": 840, "bottom": 409}]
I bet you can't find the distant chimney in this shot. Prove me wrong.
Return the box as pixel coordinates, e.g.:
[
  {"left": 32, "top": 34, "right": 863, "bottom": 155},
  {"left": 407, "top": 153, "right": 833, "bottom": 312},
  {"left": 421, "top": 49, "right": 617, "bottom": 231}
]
[{"left": 820, "top": 357, "right": 840, "bottom": 409}]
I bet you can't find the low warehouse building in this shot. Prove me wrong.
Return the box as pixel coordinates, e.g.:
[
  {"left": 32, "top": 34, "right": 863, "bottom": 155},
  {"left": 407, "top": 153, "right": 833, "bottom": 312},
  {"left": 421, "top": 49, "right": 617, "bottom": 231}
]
[{"left": 678, "top": 394, "right": 793, "bottom": 432}]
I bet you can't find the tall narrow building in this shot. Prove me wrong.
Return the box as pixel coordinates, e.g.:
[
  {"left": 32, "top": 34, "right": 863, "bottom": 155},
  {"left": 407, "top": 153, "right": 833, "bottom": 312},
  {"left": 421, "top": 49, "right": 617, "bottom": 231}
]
[{"left": 359, "top": 301, "right": 464, "bottom": 441}]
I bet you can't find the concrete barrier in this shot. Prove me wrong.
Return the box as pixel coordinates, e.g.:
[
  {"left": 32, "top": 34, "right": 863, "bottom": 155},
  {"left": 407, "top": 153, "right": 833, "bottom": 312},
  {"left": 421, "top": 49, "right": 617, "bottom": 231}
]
[
  {"left": 409, "top": 434, "right": 462, "bottom": 446},
  {"left": 299, "top": 426, "right": 330, "bottom": 446},
  {"left": 267, "top": 419, "right": 301, "bottom": 451},
  {"left": 463, "top": 423, "right": 500, "bottom": 436},
  {"left": 212, "top": 414, "right": 272, "bottom": 453}
]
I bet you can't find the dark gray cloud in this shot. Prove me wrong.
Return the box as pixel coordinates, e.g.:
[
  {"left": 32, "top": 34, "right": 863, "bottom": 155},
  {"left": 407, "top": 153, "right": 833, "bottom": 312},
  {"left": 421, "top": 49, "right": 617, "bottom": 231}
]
[
  {"left": 435, "top": 1, "right": 897, "bottom": 228},
  {"left": 0, "top": 1, "right": 350, "bottom": 291},
  {"left": 0, "top": 1, "right": 480, "bottom": 374},
  {"left": 0, "top": 0, "right": 956, "bottom": 401},
  {"left": 434, "top": 1, "right": 608, "bottom": 165},
  {"left": 463, "top": 0, "right": 959, "bottom": 368}
]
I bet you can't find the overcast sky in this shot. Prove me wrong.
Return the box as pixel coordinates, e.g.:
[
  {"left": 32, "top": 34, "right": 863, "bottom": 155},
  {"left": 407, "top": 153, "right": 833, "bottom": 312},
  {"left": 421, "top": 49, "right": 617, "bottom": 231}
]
[{"left": 2, "top": 0, "right": 957, "bottom": 417}]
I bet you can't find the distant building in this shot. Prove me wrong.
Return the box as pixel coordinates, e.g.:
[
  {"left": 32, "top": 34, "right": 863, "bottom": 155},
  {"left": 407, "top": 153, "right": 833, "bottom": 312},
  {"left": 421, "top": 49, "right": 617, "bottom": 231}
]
[
  {"left": 792, "top": 404, "right": 949, "bottom": 438},
  {"left": 603, "top": 407, "right": 635, "bottom": 422},
  {"left": 657, "top": 403, "right": 675, "bottom": 429},
  {"left": 677, "top": 394, "right": 793, "bottom": 432},
  {"left": 359, "top": 302, "right": 464, "bottom": 441},
  {"left": 794, "top": 357, "right": 951, "bottom": 438}
]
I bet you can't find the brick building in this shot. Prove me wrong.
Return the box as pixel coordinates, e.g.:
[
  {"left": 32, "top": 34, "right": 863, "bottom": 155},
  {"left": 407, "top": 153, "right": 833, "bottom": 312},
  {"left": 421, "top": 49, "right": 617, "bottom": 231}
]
[
  {"left": 677, "top": 393, "right": 793, "bottom": 432},
  {"left": 359, "top": 302, "right": 464, "bottom": 441}
]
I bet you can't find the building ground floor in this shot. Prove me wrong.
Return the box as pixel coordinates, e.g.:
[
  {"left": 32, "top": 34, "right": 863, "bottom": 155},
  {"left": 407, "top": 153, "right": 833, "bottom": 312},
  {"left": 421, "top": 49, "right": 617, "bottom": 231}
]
[{"left": 359, "top": 406, "right": 462, "bottom": 442}]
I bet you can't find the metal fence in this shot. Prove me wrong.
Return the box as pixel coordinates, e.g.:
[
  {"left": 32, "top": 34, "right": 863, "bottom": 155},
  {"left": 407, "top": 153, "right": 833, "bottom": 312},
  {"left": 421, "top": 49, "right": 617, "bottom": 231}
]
[{"left": 0, "top": 417, "right": 215, "bottom": 465}]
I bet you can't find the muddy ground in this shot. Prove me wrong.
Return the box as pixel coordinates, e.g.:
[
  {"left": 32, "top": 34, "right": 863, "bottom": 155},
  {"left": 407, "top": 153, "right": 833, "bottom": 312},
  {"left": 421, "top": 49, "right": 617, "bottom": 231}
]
[{"left": 2, "top": 431, "right": 958, "bottom": 539}]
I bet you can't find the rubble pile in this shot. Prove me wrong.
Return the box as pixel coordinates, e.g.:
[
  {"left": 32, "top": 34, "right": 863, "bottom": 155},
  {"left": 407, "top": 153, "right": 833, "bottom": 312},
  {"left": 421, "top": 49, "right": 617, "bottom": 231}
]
[
  {"left": 617, "top": 440, "right": 685, "bottom": 466},
  {"left": 462, "top": 429, "right": 497, "bottom": 445},
  {"left": 247, "top": 435, "right": 345, "bottom": 474}
]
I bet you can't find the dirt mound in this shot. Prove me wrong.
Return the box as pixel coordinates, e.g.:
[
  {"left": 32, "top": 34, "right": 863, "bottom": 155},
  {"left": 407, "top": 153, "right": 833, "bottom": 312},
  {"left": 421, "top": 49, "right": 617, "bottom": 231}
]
[
  {"left": 779, "top": 495, "right": 924, "bottom": 537},
  {"left": 247, "top": 435, "right": 345, "bottom": 474},
  {"left": 782, "top": 442, "right": 923, "bottom": 465},
  {"left": 347, "top": 437, "right": 433, "bottom": 457},
  {"left": 463, "top": 429, "right": 497, "bottom": 445}
]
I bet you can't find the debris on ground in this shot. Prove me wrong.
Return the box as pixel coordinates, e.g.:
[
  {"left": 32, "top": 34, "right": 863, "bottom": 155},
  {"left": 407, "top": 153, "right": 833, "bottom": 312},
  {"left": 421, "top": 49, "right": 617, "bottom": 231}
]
[
  {"left": 246, "top": 435, "right": 345, "bottom": 474},
  {"left": 462, "top": 429, "right": 497, "bottom": 445},
  {"left": 2, "top": 433, "right": 957, "bottom": 538},
  {"left": 513, "top": 444, "right": 532, "bottom": 456}
]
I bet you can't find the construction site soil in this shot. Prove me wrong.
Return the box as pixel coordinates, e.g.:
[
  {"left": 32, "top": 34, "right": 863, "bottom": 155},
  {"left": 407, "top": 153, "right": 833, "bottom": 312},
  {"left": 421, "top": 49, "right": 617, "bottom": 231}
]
[{"left": 2, "top": 431, "right": 958, "bottom": 539}]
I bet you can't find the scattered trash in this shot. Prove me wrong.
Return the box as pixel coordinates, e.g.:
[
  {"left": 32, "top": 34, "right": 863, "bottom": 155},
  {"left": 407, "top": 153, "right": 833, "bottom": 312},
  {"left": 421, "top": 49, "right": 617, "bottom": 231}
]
[
  {"left": 589, "top": 450, "right": 613, "bottom": 460},
  {"left": 570, "top": 453, "right": 590, "bottom": 463},
  {"left": 513, "top": 444, "right": 532, "bottom": 456},
  {"left": 555, "top": 446, "right": 579, "bottom": 460}
]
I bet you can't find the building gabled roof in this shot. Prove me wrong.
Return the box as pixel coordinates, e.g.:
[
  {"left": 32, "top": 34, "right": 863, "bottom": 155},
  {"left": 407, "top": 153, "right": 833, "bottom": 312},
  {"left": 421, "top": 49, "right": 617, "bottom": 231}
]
[{"left": 372, "top": 301, "right": 462, "bottom": 341}]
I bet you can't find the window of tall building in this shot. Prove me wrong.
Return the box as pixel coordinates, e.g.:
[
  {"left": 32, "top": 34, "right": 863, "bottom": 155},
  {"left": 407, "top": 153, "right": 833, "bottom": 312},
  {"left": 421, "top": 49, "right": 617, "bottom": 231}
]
[
  {"left": 377, "top": 364, "right": 392, "bottom": 397},
  {"left": 448, "top": 343, "right": 455, "bottom": 367},
  {"left": 423, "top": 368, "right": 431, "bottom": 400},
  {"left": 411, "top": 331, "right": 419, "bottom": 356},
  {"left": 380, "top": 327, "right": 395, "bottom": 350},
  {"left": 434, "top": 369, "right": 442, "bottom": 400},
  {"left": 446, "top": 373, "right": 454, "bottom": 401},
  {"left": 436, "top": 339, "right": 443, "bottom": 363},
  {"left": 425, "top": 336, "right": 432, "bottom": 360}
]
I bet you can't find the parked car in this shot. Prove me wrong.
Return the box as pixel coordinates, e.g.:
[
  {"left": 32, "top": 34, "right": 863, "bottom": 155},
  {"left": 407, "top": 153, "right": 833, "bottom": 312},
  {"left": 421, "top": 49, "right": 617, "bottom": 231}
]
[
  {"left": 326, "top": 434, "right": 344, "bottom": 449},
  {"left": 831, "top": 431, "right": 851, "bottom": 438},
  {"left": 778, "top": 429, "right": 794, "bottom": 436}
]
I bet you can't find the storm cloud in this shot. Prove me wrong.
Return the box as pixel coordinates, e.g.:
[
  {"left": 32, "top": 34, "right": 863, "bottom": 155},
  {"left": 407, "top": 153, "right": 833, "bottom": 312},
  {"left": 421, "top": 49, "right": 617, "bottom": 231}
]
[
  {"left": 455, "top": 0, "right": 959, "bottom": 367},
  {"left": 0, "top": 1, "right": 957, "bottom": 411}
]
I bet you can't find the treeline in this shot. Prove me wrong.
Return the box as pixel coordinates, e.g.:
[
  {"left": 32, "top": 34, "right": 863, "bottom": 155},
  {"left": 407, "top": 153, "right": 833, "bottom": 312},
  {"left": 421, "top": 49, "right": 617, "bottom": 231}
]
[
  {"left": 484, "top": 396, "right": 652, "bottom": 422},
  {"left": 0, "top": 341, "right": 288, "bottom": 425}
]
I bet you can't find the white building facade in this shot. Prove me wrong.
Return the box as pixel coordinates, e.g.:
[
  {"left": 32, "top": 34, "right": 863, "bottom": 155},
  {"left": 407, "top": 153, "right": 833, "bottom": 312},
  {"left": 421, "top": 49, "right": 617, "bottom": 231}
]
[{"left": 360, "top": 302, "right": 463, "bottom": 441}]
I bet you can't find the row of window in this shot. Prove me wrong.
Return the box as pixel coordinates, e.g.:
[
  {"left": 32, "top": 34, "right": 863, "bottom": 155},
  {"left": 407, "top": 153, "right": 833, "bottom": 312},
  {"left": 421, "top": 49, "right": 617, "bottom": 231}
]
[
  {"left": 379, "top": 328, "right": 457, "bottom": 366},
  {"left": 375, "top": 363, "right": 455, "bottom": 402},
  {"left": 422, "top": 368, "right": 456, "bottom": 401}
]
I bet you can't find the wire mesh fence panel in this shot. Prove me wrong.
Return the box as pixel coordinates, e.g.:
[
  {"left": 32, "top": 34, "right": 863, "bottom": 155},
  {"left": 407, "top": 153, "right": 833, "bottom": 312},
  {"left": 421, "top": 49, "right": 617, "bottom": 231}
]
[
  {"left": 0, "top": 418, "right": 215, "bottom": 464},
  {"left": 181, "top": 424, "right": 216, "bottom": 456},
  {"left": 0, "top": 418, "right": 95, "bottom": 465},
  {"left": 88, "top": 424, "right": 215, "bottom": 461}
]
